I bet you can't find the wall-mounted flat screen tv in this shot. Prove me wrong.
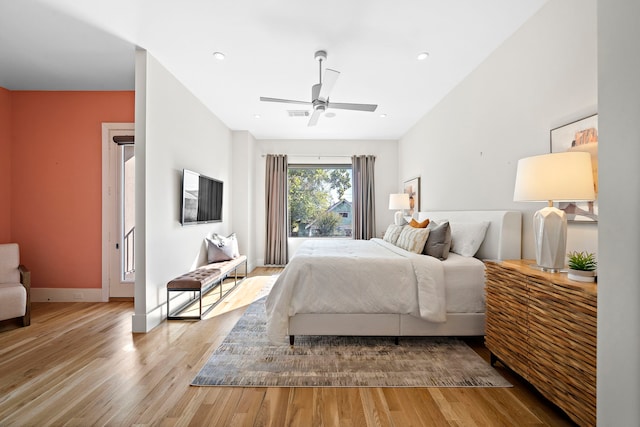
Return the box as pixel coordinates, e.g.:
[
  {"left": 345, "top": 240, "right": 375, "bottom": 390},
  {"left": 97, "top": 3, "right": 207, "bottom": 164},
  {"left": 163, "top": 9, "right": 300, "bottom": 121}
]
[{"left": 181, "top": 169, "right": 223, "bottom": 225}]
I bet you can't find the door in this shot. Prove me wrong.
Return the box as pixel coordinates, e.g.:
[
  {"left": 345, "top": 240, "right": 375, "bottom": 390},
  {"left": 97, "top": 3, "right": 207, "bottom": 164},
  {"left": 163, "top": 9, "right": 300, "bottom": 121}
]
[{"left": 102, "top": 123, "right": 135, "bottom": 299}]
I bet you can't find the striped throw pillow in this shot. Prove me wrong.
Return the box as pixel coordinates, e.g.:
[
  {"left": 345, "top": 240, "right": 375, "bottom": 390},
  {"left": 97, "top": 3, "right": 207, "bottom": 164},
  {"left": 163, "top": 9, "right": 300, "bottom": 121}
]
[{"left": 396, "top": 227, "right": 430, "bottom": 254}]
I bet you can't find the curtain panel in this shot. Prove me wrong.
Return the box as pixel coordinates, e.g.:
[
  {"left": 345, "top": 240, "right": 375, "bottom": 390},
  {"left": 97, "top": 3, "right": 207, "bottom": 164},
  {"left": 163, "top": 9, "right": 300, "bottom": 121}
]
[
  {"left": 351, "top": 155, "right": 376, "bottom": 240},
  {"left": 264, "top": 154, "right": 289, "bottom": 265}
]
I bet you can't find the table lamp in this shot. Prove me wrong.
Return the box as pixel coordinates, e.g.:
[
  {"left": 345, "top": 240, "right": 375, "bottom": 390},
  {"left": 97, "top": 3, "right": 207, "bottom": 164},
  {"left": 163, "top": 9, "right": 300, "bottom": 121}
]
[
  {"left": 389, "top": 193, "right": 410, "bottom": 226},
  {"left": 513, "top": 152, "right": 595, "bottom": 272}
]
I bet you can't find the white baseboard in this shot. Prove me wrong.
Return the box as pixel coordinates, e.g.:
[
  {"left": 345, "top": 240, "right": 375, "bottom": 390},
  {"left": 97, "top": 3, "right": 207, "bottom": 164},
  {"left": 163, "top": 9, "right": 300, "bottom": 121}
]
[
  {"left": 132, "top": 303, "right": 166, "bottom": 332},
  {"left": 132, "top": 293, "right": 189, "bottom": 333},
  {"left": 32, "top": 288, "right": 104, "bottom": 302}
]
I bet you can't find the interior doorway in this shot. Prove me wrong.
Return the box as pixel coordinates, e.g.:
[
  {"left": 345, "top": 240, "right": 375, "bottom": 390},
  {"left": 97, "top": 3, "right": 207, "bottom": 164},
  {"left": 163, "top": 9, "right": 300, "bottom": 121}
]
[{"left": 102, "top": 123, "right": 135, "bottom": 300}]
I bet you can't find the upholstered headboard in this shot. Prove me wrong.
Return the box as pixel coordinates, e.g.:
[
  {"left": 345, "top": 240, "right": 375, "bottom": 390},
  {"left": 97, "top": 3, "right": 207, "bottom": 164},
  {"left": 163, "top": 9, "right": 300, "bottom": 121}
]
[{"left": 416, "top": 210, "right": 522, "bottom": 260}]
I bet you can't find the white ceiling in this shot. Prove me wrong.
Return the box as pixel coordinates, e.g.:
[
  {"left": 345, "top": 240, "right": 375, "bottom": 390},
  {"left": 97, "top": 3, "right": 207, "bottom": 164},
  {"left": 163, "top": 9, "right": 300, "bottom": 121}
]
[{"left": 0, "top": 0, "right": 548, "bottom": 140}]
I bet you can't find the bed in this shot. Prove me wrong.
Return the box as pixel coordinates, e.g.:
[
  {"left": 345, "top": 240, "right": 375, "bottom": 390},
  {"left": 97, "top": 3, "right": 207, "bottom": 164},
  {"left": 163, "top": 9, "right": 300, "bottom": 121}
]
[{"left": 265, "top": 210, "right": 521, "bottom": 344}]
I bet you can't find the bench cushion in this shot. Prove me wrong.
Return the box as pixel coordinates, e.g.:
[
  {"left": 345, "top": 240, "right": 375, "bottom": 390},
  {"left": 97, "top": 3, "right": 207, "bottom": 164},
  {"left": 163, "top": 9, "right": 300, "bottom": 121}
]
[
  {"left": 167, "top": 255, "right": 247, "bottom": 291},
  {"left": 209, "top": 255, "right": 247, "bottom": 275},
  {"left": 167, "top": 266, "right": 221, "bottom": 290}
]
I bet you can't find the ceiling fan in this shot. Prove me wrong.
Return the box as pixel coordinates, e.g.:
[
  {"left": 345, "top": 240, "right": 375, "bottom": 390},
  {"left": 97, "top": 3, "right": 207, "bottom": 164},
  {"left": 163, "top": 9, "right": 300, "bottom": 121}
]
[{"left": 260, "top": 50, "right": 378, "bottom": 127}]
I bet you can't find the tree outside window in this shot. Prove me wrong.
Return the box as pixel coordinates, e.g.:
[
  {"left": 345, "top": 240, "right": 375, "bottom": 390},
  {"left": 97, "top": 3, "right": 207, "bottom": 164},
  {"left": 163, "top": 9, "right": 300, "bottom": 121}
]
[{"left": 288, "top": 166, "right": 352, "bottom": 237}]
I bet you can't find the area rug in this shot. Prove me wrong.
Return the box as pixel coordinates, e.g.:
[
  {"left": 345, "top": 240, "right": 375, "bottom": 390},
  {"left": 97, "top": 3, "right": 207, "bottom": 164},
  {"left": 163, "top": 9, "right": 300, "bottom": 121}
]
[{"left": 191, "top": 295, "right": 511, "bottom": 388}]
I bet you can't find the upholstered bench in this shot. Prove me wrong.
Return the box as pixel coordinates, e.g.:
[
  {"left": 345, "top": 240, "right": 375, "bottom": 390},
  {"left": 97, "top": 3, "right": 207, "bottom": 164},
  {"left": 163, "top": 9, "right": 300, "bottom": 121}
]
[{"left": 166, "top": 255, "right": 247, "bottom": 320}]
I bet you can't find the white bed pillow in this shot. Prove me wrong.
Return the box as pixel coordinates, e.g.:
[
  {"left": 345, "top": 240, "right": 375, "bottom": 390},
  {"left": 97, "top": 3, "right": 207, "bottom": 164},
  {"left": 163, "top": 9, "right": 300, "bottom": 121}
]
[
  {"left": 449, "top": 221, "right": 490, "bottom": 257},
  {"left": 382, "top": 224, "right": 405, "bottom": 245},
  {"left": 395, "top": 227, "right": 430, "bottom": 254}
]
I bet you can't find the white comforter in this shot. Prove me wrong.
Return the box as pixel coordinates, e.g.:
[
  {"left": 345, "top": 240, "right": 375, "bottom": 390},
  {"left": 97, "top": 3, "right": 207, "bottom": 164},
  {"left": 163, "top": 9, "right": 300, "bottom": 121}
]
[{"left": 265, "top": 238, "right": 446, "bottom": 344}]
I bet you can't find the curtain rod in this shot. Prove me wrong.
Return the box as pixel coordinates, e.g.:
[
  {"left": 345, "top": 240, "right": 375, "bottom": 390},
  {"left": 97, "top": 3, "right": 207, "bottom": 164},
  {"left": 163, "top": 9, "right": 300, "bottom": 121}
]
[{"left": 260, "top": 154, "right": 372, "bottom": 159}]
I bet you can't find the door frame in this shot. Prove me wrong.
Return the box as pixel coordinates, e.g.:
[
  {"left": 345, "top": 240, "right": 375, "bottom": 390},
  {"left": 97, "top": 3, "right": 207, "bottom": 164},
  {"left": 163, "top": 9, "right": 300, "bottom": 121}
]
[{"left": 101, "top": 122, "right": 135, "bottom": 302}]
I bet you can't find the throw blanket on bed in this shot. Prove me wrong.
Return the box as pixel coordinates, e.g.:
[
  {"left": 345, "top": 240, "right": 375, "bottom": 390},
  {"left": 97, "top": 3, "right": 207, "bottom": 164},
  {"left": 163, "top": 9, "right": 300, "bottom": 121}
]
[{"left": 265, "top": 238, "right": 446, "bottom": 344}]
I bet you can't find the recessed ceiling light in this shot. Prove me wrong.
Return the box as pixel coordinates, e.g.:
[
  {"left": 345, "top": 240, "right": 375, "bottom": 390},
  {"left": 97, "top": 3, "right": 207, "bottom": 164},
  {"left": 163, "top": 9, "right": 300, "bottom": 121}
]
[
  {"left": 379, "top": 113, "right": 387, "bottom": 118},
  {"left": 213, "top": 51, "right": 226, "bottom": 60},
  {"left": 416, "top": 52, "right": 429, "bottom": 61},
  {"left": 253, "top": 114, "right": 261, "bottom": 119}
]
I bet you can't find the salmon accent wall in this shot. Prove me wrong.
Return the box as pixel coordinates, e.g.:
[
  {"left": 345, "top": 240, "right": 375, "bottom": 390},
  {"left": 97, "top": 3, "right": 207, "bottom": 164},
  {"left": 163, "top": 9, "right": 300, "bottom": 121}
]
[
  {"left": 0, "top": 88, "right": 11, "bottom": 242},
  {"left": 10, "top": 91, "right": 134, "bottom": 289}
]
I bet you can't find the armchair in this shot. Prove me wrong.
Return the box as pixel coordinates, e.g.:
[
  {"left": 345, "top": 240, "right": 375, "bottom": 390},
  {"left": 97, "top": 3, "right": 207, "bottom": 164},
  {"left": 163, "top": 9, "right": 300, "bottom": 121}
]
[{"left": 0, "top": 243, "right": 31, "bottom": 326}]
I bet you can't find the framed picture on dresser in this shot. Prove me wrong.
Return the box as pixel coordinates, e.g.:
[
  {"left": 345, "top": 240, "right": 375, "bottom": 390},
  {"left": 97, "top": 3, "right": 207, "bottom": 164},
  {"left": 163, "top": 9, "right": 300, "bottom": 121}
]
[{"left": 550, "top": 114, "right": 598, "bottom": 222}]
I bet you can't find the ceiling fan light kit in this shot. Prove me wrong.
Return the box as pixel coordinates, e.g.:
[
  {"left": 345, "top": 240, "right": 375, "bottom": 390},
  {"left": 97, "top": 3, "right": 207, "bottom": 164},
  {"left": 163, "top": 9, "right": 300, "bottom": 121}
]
[{"left": 260, "top": 50, "right": 377, "bottom": 127}]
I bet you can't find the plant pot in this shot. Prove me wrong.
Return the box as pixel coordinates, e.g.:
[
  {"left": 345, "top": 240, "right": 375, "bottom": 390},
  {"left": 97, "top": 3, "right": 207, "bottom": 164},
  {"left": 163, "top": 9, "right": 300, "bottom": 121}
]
[{"left": 568, "top": 268, "right": 597, "bottom": 283}]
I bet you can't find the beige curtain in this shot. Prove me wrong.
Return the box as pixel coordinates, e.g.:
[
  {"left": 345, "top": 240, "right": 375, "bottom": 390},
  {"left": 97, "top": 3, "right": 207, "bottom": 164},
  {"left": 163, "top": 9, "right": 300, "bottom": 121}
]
[
  {"left": 264, "top": 154, "right": 289, "bottom": 265},
  {"left": 351, "top": 155, "right": 376, "bottom": 240}
]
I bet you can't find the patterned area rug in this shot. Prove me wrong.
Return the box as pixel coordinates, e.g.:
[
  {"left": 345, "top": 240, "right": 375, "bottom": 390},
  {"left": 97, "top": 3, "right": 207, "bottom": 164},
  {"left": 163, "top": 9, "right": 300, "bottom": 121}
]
[{"left": 192, "top": 294, "right": 511, "bottom": 388}]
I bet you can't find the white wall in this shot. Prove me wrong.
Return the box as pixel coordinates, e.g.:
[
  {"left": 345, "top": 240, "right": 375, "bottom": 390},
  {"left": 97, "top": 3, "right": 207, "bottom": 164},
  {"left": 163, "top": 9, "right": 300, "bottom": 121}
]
[
  {"left": 231, "top": 131, "right": 258, "bottom": 273},
  {"left": 254, "top": 139, "right": 398, "bottom": 265},
  {"left": 132, "top": 51, "right": 233, "bottom": 332},
  {"left": 597, "top": 0, "right": 640, "bottom": 424},
  {"left": 399, "top": 0, "right": 597, "bottom": 260}
]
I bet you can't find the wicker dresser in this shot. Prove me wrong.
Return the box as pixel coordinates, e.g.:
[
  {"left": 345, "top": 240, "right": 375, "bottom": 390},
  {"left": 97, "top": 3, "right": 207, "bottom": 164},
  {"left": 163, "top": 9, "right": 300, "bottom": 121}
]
[{"left": 485, "top": 260, "right": 597, "bottom": 427}]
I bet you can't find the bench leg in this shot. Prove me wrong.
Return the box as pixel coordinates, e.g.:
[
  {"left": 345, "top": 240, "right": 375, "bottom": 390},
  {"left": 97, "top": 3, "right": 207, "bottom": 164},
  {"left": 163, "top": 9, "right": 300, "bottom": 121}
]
[
  {"left": 167, "top": 289, "right": 170, "bottom": 318},
  {"left": 167, "top": 288, "right": 205, "bottom": 320},
  {"left": 167, "top": 257, "right": 248, "bottom": 321}
]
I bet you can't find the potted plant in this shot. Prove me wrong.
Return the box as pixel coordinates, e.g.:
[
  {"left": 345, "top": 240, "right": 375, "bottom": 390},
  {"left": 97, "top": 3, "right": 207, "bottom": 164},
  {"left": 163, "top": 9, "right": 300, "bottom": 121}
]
[{"left": 567, "top": 251, "right": 597, "bottom": 282}]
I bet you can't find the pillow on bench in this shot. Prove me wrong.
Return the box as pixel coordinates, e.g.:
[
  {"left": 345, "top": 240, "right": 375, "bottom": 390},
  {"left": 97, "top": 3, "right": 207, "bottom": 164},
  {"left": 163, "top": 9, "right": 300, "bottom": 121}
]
[{"left": 206, "top": 232, "right": 240, "bottom": 263}]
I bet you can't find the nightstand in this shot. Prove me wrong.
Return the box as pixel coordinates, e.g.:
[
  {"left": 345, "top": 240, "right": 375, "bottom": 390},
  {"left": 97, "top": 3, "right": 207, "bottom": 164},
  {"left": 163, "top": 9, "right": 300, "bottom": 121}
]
[{"left": 485, "top": 260, "right": 597, "bottom": 427}]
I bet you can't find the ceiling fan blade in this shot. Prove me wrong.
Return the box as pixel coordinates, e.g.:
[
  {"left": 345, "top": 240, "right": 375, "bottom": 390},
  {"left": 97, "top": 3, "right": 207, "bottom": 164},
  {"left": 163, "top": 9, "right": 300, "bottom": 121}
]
[
  {"left": 260, "top": 97, "right": 311, "bottom": 105},
  {"left": 329, "top": 102, "right": 378, "bottom": 112},
  {"left": 318, "top": 69, "right": 340, "bottom": 102},
  {"left": 308, "top": 108, "right": 322, "bottom": 126}
]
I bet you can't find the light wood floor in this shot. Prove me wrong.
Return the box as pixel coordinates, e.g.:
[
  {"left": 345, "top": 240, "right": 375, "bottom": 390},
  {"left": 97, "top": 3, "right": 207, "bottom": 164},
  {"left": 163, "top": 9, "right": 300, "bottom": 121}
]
[{"left": 0, "top": 267, "right": 575, "bottom": 426}]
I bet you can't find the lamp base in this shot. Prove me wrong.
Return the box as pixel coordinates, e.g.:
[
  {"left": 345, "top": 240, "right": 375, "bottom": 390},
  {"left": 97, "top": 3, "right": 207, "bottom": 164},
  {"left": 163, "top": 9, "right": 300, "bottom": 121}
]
[
  {"left": 394, "top": 210, "right": 406, "bottom": 226},
  {"left": 533, "top": 206, "right": 567, "bottom": 271},
  {"left": 528, "top": 263, "right": 565, "bottom": 273},
  {"left": 538, "top": 265, "right": 563, "bottom": 273}
]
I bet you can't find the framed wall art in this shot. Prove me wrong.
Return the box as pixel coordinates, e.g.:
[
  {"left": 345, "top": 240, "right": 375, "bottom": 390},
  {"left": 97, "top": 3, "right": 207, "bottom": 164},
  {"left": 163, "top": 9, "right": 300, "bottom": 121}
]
[
  {"left": 550, "top": 113, "right": 598, "bottom": 222},
  {"left": 403, "top": 176, "right": 420, "bottom": 218}
]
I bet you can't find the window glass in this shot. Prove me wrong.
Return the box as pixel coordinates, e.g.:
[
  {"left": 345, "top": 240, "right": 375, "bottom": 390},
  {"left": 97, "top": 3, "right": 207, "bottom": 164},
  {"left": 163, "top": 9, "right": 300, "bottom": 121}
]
[{"left": 288, "top": 166, "right": 352, "bottom": 237}]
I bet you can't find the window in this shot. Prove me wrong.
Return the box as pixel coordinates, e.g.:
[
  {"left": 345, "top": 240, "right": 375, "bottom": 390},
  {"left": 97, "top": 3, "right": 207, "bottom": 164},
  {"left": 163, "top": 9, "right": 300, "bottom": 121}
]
[{"left": 288, "top": 165, "right": 352, "bottom": 237}]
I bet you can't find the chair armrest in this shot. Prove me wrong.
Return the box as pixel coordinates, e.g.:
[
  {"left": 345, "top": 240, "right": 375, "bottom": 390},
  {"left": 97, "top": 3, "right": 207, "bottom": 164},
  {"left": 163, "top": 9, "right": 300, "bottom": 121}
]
[
  {"left": 19, "top": 264, "right": 31, "bottom": 326},
  {"left": 19, "top": 264, "right": 31, "bottom": 290}
]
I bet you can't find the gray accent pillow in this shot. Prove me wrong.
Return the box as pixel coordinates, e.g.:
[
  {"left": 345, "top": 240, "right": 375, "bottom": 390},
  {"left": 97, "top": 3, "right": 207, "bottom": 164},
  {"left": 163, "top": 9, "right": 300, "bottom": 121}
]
[
  {"left": 423, "top": 220, "right": 451, "bottom": 260},
  {"left": 206, "top": 238, "right": 233, "bottom": 262}
]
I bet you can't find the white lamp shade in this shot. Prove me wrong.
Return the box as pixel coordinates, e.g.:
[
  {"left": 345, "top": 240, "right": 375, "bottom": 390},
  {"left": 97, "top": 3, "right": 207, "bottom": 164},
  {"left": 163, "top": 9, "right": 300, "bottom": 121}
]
[
  {"left": 389, "top": 193, "right": 410, "bottom": 210},
  {"left": 513, "top": 152, "right": 595, "bottom": 202},
  {"left": 514, "top": 151, "right": 595, "bottom": 271}
]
